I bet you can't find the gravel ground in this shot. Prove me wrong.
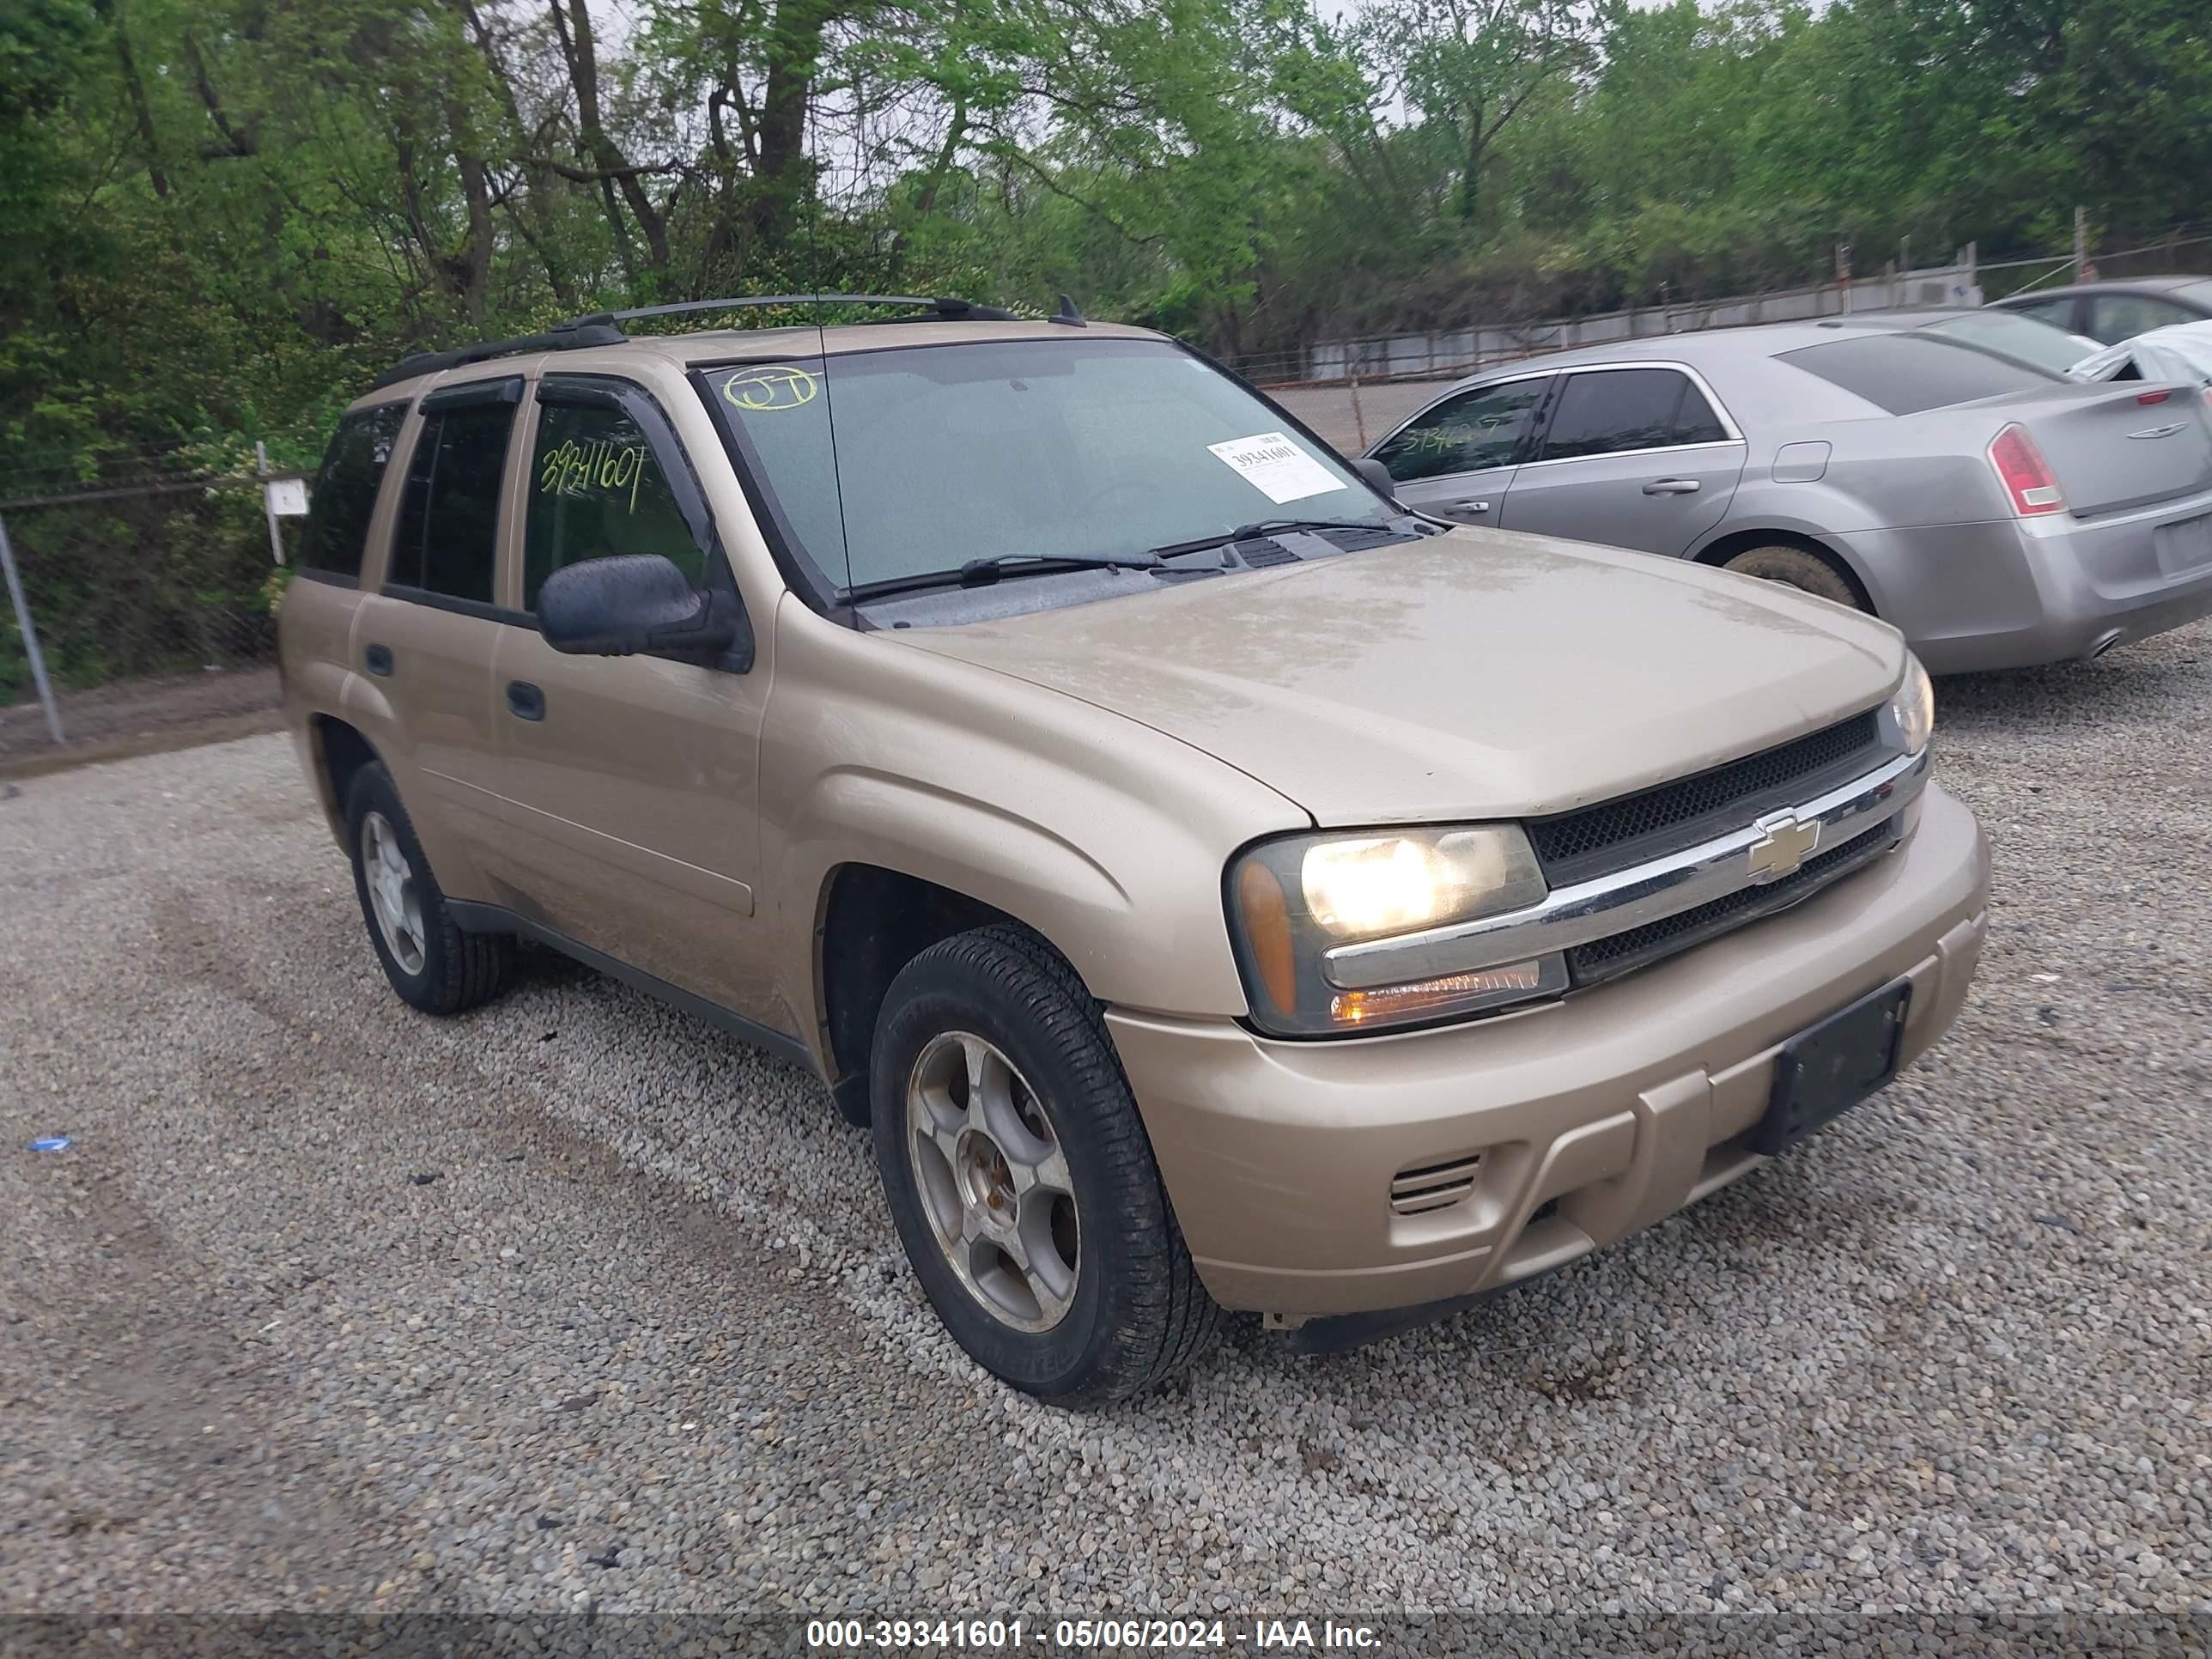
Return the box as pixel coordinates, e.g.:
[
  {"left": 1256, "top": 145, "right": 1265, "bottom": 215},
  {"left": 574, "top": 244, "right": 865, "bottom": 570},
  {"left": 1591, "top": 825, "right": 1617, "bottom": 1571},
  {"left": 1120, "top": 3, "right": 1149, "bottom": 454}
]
[{"left": 2, "top": 623, "right": 2209, "bottom": 1626}]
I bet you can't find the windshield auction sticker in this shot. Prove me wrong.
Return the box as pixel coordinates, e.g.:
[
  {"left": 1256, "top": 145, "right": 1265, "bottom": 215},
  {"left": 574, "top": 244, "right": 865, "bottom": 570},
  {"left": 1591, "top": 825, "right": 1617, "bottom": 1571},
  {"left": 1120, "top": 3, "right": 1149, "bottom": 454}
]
[{"left": 1208, "top": 431, "right": 1348, "bottom": 505}]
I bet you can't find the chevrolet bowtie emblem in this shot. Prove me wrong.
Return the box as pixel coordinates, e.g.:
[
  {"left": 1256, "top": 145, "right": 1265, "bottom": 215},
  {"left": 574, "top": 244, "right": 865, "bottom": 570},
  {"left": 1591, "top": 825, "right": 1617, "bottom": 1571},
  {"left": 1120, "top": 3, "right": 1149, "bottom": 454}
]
[{"left": 1747, "top": 811, "right": 1820, "bottom": 882}]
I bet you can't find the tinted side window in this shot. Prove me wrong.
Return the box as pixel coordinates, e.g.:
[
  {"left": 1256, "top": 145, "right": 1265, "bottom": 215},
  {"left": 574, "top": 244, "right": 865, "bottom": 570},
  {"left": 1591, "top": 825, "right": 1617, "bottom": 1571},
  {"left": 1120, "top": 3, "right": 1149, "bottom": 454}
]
[
  {"left": 1540, "top": 368, "right": 1697, "bottom": 460},
  {"left": 1672, "top": 380, "right": 1728, "bottom": 445},
  {"left": 1776, "top": 334, "right": 2053, "bottom": 415},
  {"left": 390, "top": 403, "right": 516, "bottom": 604},
  {"left": 2087, "top": 293, "right": 2198, "bottom": 346},
  {"left": 525, "top": 403, "right": 707, "bottom": 611},
  {"left": 1374, "top": 378, "right": 1550, "bottom": 483},
  {"left": 297, "top": 404, "right": 405, "bottom": 579}
]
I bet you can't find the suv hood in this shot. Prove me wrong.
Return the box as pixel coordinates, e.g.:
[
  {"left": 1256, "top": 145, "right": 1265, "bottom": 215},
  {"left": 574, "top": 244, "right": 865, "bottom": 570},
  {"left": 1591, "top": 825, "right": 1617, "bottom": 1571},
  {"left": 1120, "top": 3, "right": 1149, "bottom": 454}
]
[{"left": 898, "top": 530, "right": 1907, "bottom": 826}]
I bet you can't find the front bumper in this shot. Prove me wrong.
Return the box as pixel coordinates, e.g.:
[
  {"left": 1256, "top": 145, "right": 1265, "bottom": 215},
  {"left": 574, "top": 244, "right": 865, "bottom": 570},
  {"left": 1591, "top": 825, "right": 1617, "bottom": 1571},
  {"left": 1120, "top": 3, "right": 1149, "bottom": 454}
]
[
  {"left": 1842, "top": 491, "right": 2212, "bottom": 673},
  {"left": 1108, "top": 785, "right": 1989, "bottom": 1317}
]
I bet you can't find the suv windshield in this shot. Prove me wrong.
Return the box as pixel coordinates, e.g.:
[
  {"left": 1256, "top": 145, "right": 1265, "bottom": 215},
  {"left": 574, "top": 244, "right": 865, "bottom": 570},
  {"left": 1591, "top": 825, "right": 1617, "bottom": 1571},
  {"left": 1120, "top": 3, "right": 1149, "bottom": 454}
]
[{"left": 701, "top": 338, "right": 1392, "bottom": 596}]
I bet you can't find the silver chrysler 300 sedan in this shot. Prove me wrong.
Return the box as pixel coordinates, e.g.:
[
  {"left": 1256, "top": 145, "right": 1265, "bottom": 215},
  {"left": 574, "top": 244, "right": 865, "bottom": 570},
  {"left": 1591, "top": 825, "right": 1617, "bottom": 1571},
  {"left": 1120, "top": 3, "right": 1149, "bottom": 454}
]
[{"left": 1361, "top": 320, "right": 2212, "bottom": 672}]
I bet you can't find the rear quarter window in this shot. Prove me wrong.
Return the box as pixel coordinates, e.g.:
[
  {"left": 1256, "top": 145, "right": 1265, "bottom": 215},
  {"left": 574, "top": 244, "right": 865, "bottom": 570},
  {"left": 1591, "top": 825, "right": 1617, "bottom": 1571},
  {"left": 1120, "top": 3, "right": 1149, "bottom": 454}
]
[
  {"left": 297, "top": 404, "right": 406, "bottom": 580},
  {"left": 1775, "top": 334, "right": 2058, "bottom": 415}
]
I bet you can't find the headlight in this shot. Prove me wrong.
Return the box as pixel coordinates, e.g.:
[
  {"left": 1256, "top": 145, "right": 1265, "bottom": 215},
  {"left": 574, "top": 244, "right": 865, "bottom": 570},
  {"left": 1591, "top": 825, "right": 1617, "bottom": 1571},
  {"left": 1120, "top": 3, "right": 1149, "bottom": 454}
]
[
  {"left": 1228, "top": 825, "right": 1562, "bottom": 1036},
  {"left": 1887, "top": 655, "right": 1935, "bottom": 757}
]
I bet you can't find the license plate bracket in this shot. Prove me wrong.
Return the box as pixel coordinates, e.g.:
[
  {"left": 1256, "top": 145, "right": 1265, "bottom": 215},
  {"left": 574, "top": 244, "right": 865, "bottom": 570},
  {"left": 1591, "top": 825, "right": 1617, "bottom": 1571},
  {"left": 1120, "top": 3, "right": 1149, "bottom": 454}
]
[
  {"left": 2154, "top": 512, "right": 2212, "bottom": 578},
  {"left": 1753, "top": 978, "right": 1912, "bottom": 1155}
]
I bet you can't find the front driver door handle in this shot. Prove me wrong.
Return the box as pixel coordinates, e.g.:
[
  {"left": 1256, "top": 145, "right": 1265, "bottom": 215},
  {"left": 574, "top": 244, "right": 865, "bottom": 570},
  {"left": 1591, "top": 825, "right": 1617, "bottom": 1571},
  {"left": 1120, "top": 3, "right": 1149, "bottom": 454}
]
[
  {"left": 505, "top": 680, "right": 546, "bottom": 722},
  {"left": 1643, "top": 477, "right": 1701, "bottom": 495},
  {"left": 1448, "top": 498, "right": 1494, "bottom": 514}
]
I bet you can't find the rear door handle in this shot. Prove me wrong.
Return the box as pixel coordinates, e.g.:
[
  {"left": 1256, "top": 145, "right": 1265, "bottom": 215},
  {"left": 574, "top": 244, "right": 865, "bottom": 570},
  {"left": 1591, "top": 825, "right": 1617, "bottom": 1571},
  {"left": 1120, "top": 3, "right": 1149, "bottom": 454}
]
[
  {"left": 506, "top": 680, "right": 545, "bottom": 722},
  {"left": 1643, "top": 478, "right": 1701, "bottom": 495},
  {"left": 1448, "top": 498, "right": 1494, "bottom": 514},
  {"left": 363, "top": 644, "right": 393, "bottom": 677}
]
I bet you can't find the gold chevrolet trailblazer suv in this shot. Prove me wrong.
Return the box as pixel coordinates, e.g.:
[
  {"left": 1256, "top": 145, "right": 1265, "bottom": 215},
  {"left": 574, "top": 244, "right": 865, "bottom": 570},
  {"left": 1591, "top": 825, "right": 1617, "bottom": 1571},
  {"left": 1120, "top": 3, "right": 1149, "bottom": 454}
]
[{"left": 279, "top": 295, "right": 1989, "bottom": 1405}]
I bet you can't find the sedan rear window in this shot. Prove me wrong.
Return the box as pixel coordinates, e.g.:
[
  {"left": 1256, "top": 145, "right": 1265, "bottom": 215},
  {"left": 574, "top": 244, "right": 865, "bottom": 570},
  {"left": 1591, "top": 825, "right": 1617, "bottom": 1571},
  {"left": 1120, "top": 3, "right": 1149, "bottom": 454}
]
[{"left": 1776, "top": 334, "right": 2057, "bottom": 415}]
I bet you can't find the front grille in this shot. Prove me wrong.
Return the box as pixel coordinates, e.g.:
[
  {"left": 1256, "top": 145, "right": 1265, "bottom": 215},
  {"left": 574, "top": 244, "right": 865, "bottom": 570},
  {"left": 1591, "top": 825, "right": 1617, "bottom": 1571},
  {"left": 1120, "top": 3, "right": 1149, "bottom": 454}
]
[
  {"left": 1567, "top": 823, "right": 1900, "bottom": 988},
  {"left": 1528, "top": 710, "right": 1886, "bottom": 885}
]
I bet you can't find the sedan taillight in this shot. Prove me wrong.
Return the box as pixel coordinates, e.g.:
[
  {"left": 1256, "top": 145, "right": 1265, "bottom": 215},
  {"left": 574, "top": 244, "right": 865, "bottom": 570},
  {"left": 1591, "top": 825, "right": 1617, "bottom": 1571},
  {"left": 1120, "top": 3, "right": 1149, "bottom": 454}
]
[{"left": 1988, "top": 423, "right": 2066, "bottom": 517}]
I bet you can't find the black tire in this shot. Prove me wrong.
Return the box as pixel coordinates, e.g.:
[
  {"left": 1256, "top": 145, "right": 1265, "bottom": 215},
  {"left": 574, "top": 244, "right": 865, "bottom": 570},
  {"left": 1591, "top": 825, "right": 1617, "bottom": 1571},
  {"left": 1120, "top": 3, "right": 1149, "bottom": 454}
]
[
  {"left": 343, "top": 761, "right": 514, "bottom": 1015},
  {"left": 1720, "top": 543, "right": 1868, "bottom": 611},
  {"left": 869, "top": 924, "right": 1218, "bottom": 1406}
]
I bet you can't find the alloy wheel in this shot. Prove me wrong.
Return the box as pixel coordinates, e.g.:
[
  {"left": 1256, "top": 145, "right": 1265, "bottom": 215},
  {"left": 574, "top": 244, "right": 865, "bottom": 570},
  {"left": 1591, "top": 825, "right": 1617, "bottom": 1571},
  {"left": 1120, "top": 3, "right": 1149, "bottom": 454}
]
[
  {"left": 360, "top": 810, "right": 427, "bottom": 976},
  {"left": 905, "top": 1030, "right": 1081, "bottom": 1333}
]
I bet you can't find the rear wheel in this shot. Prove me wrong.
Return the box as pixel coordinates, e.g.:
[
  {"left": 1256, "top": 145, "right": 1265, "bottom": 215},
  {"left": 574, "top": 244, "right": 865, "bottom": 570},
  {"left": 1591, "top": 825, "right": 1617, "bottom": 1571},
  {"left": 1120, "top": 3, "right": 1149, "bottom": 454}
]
[
  {"left": 869, "top": 924, "right": 1218, "bottom": 1406},
  {"left": 1720, "top": 544, "right": 1866, "bottom": 611},
  {"left": 344, "top": 763, "right": 514, "bottom": 1014}
]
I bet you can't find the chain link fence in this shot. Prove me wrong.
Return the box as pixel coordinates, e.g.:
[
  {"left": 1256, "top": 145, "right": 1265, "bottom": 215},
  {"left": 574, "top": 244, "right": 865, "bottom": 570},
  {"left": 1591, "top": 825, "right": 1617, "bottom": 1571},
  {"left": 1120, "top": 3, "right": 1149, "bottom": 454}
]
[
  {"left": 1242, "top": 220, "right": 2212, "bottom": 391},
  {"left": 0, "top": 447, "right": 290, "bottom": 765}
]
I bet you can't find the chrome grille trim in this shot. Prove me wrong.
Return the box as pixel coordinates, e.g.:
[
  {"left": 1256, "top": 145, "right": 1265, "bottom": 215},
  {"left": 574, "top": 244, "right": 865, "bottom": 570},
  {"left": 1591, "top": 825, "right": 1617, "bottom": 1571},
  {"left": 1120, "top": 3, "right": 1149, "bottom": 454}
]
[
  {"left": 1322, "top": 748, "right": 1929, "bottom": 991},
  {"left": 1526, "top": 709, "right": 1885, "bottom": 883}
]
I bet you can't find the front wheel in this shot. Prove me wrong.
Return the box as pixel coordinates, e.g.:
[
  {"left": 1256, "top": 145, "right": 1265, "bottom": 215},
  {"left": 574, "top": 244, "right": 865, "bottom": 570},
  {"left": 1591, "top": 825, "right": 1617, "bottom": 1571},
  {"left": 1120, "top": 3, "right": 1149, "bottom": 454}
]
[{"left": 869, "top": 925, "right": 1218, "bottom": 1406}]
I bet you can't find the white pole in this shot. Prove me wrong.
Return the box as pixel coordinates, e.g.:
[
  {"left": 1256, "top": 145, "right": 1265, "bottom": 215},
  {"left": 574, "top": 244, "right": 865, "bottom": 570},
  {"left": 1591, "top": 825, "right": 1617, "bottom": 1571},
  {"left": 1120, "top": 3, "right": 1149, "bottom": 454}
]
[
  {"left": 257, "top": 441, "right": 287, "bottom": 566},
  {"left": 0, "top": 513, "right": 64, "bottom": 744}
]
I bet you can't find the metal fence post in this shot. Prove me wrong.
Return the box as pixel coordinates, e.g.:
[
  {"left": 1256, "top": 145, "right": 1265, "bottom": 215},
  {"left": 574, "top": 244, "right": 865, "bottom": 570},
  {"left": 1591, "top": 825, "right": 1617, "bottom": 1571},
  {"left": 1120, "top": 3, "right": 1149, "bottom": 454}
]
[{"left": 0, "top": 512, "right": 64, "bottom": 744}]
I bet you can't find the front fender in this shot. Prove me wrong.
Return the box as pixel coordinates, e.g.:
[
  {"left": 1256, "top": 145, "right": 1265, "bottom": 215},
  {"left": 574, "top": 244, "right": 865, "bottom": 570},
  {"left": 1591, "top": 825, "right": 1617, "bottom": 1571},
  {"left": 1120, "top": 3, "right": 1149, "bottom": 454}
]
[{"left": 761, "top": 603, "right": 1310, "bottom": 1054}]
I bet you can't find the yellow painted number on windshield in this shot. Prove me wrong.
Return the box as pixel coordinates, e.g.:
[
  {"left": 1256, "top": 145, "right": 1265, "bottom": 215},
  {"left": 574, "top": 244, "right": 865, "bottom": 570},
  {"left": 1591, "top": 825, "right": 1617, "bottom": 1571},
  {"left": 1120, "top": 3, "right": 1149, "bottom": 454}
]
[{"left": 723, "top": 366, "right": 819, "bottom": 411}]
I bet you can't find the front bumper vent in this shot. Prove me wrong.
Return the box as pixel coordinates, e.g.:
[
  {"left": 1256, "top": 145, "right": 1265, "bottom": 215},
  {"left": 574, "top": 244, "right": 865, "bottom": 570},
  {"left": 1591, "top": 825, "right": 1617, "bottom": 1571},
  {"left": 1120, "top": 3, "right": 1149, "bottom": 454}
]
[{"left": 1391, "top": 1154, "right": 1483, "bottom": 1216}]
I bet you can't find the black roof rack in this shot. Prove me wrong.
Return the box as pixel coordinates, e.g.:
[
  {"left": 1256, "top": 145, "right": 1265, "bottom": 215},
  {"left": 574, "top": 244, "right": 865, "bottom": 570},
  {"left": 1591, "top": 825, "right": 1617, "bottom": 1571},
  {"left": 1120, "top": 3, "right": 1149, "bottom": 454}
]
[
  {"left": 374, "top": 294, "right": 1030, "bottom": 392},
  {"left": 369, "top": 318, "right": 628, "bottom": 392},
  {"left": 566, "top": 293, "right": 1018, "bottom": 330}
]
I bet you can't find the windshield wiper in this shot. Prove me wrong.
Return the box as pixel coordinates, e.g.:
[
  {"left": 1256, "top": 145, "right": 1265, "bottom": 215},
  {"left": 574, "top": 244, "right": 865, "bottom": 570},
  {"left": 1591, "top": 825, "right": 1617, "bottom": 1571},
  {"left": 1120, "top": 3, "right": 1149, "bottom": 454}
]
[
  {"left": 844, "top": 551, "right": 1163, "bottom": 605},
  {"left": 1147, "top": 518, "right": 1393, "bottom": 558}
]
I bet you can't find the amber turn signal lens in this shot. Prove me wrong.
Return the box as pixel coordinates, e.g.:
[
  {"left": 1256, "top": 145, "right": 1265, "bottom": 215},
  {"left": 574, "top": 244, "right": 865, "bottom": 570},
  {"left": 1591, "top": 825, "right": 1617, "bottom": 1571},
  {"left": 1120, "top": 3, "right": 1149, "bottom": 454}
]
[
  {"left": 1237, "top": 860, "right": 1297, "bottom": 1018},
  {"left": 1330, "top": 961, "right": 1547, "bottom": 1026}
]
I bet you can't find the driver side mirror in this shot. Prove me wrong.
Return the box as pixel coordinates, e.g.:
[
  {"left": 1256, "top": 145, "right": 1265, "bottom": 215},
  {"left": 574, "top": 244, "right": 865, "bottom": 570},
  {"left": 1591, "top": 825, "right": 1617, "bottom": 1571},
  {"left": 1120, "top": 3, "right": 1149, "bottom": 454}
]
[
  {"left": 538, "top": 554, "right": 750, "bottom": 668},
  {"left": 1352, "top": 456, "right": 1403, "bottom": 505}
]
